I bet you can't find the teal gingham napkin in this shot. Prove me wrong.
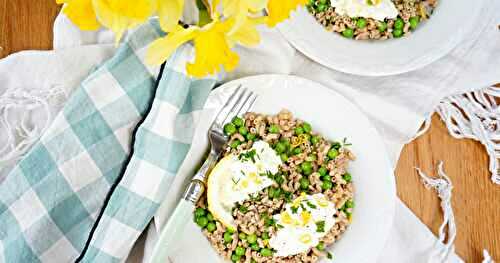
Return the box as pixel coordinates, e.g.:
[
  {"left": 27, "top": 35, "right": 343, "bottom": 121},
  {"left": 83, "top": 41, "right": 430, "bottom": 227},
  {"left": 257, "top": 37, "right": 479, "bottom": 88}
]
[{"left": 0, "top": 21, "right": 216, "bottom": 262}]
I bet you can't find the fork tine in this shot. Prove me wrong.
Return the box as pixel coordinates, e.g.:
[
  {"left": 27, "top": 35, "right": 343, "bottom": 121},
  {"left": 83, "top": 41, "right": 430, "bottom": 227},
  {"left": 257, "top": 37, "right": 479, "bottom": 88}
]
[
  {"left": 213, "top": 85, "right": 243, "bottom": 126},
  {"left": 238, "top": 93, "right": 258, "bottom": 117},
  {"left": 222, "top": 89, "right": 253, "bottom": 125}
]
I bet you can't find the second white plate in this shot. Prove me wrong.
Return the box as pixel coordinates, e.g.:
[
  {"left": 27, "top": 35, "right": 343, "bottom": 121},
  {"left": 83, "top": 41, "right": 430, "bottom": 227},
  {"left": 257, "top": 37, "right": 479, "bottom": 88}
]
[{"left": 278, "top": 0, "right": 484, "bottom": 76}]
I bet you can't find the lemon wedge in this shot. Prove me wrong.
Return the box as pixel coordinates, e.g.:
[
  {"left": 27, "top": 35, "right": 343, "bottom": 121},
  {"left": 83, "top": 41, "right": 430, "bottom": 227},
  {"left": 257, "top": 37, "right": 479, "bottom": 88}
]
[{"left": 206, "top": 155, "right": 238, "bottom": 231}]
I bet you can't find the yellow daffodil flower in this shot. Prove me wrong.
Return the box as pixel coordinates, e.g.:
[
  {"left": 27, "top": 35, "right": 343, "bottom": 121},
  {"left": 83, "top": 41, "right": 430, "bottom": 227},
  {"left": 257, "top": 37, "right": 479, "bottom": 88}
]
[
  {"left": 92, "top": 0, "right": 156, "bottom": 43},
  {"left": 156, "top": 0, "right": 184, "bottom": 32},
  {"left": 266, "top": 0, "right": 307, "bottom": 27},
  {"left": 146, "top": 14, "right": 262, "bottom": 77},
  {"left": 56, "top": 0, "right": 100, "bottom": 30},
  {"left": 221, "top": 0, "right": 267, "bottom": 33},
  {"left": 57, "top": 0, "right": 156, "bottom": 43}
]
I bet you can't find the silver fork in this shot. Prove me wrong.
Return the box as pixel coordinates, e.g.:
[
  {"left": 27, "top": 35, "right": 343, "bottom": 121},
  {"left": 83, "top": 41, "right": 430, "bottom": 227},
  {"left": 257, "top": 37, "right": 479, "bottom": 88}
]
[{"left": 150, "top": 86, "right": 257, "bottom": 263}]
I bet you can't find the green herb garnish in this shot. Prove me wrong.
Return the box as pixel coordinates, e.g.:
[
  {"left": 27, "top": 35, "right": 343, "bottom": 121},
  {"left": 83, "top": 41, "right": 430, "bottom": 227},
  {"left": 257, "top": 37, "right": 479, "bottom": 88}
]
[
  {"left": 306, "top": 201, "right": 317, "bottom": 209},
  {"left": 315, "top": 220, "right": 325, "bottom": 233}
]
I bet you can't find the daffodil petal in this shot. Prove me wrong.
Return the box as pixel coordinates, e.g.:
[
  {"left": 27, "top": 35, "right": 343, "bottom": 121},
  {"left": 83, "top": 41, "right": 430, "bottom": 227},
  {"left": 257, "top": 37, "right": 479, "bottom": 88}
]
[
  {"left": 92, "top": 0, "right": 155, "bottom": 43},
  {"left": 186, "top": 21, "right": 239, "bottom": 77},
  {"left": 221, "top": 0, "right": 239, "bottom": 17},
  {"left": 247, "top": 0, "right": 268, "bottom": 12},
  {"left": 266, "top": 0, "right": 306, "bottom": 27},
  {"left": 146, "top": 26, "right": 199, "bottom": 65},
  {"left": 227, "top": 17, "right": 263, "bottom": 47},
  {"left": 61, "top": 0, "right": 100, "bottom": 31},
  {"left": 157, "top": 0, "right": 184, "bottom": 32}
]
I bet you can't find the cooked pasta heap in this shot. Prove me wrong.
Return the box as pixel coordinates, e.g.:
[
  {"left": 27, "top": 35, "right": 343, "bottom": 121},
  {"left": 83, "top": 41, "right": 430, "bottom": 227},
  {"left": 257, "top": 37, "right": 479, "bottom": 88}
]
[{"left": 193, "top": 110, "right": 355, "bottom": 262}]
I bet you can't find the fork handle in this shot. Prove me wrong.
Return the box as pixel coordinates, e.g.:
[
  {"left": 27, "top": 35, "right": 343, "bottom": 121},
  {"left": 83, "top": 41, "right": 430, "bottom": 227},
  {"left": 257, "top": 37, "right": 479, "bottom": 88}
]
[
  {"left": 150, "top": 199, "right": 195, "bottom": 263},
  {"left": 183, "top": 152, "right": 218, "bottom": 203}
]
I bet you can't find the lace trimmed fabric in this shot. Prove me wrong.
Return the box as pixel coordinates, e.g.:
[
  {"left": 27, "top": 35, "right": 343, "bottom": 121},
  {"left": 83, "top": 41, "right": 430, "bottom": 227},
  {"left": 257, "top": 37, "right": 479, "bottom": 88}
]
[{"left": 0, "top": 86, "right": 66, "bottom": 170}]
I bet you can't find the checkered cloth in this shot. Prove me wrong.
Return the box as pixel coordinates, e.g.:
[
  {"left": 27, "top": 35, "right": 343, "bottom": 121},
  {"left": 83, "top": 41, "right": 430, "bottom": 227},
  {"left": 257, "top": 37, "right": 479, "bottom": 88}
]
[{"left": 0, "top": 21, "right": 216, "bottom": 262}]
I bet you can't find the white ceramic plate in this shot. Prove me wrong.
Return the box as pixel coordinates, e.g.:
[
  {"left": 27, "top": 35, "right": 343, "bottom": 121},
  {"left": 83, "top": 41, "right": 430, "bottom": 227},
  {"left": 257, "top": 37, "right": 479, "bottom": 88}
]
[
  {"left": 278, "top": 0, "right": 483, "bottom": 76},
  {"left": 168, "top": 75, "right": 396, "bottom": 262}
]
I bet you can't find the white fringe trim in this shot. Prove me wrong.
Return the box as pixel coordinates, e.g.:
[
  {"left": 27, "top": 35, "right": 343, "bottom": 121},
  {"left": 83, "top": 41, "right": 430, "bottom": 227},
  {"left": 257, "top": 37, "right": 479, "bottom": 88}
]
[
  {"left": 436, "top": 86, "right": 500, "bottom": 184},
  {"left": 414, "top": 86, "right": 500, "bottom": 185},
  {"left": 416, "top": 162, "right": 457, "bottom": 262},
  {"left": 416, "top": 163, "right": 496, "bottom": 263},
  {"left": 482, "top": 250, "right": 495, "bottom": 263},
  {"left": 0, "top": 86, "right": 66, "bottom": 166}
]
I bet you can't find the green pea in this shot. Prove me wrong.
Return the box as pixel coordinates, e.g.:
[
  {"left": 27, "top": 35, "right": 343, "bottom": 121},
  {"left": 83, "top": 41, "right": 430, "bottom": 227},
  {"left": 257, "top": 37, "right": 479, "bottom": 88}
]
[
  {"left": 393, "top": 29, "right": 403, "bottom": 38},
  {"left": 342, "top": 28, "right": 354, "bottom": 38},
  {"left": 246, "top": 133, "right": 256, "bottom": 141},
  {"left": 235, "top": 246, "right": 246, "bottom": 256},
  {"left": 316, "top": 241, "right": 325, "bottom": 251},
  {"left": 294, "top": 126, "right": 304, "bottom": 135},
  {"left": 322, "top": 180, "right": 333, "bottom": 190},
  {"left": 224, "top": 123, "right": 237, "bottom": 136},
  {"left": 343, "top": 173, "right": 352, "bottom": 182},
  {"left": 394, "top": 18, "right": 404, "bottom": 30},
  {"left": 194, "top": 208, "right": 206, "bottom": 218},
  {"left": 308, "top": 0, "right": 315, "bottom": 5},
  {"left": 409, "top": 16, "right": 420, "bottom": 30},
  {"left": 296, "top": 166, "right": 303, "bottom": 173},
  {"left": 231, "top": 254, "right": 241, "bottom": 262},
  {"left": 261, "top": 232, "right": 270, "bottom": 240},
  {"left": 206, "top": 222, "right": 216, "bottom": 232},
  {"left": 251, "top": 243, "right": 260, "bottom": 251},
  {"left": 224, "top": 232, "right": 233, "bottom": 243},
  {"left": 311, "top": 135, "right": 320, "bottom": 145},
  {"left": 196, "top": 216, "right": 208, "bottom": 228},
  {"left": 247, "top": 233, "right": 257, "bottom": 244},
  {"left": 293, "top": 147, "right": 302, "bottom": 155},
  {"left": 260, "top": 248, "right": 272, "bottom": 257},
  {"left": 378, "top": 21, "right": 387, "bottom": 32},
  {"left": 318, "top": 166, "right": 328, "bottom": 176},
  {"left": 301, "top": 162, "right": 313, "bottom": 175},
  {"left": 239, "top": 233, "right": 247, "bottom": 240},
  {"left": 317, "top": 4, "right": 327, "bottom": 12},
  {"left": 302, "top": 122, "right": 312, "bottom": 133},
  {"left": 327, "top": 148, "right": 339, "bottom": 159},
  {"left": 275, "top": 142, "right": 287, "bottom": 153},
  {"left": 356, "top": 18, "right": 367, "bottom": 29},
  {"left": 299, "top": 178, "right": 310, "bottom": 190},
  {"left": 320, "top": 175, "right": 331, "bottom": 182},
  {"left": 345, "top": 200, "right": 355, "bottom": 208},
  {"left": 238, "top": 126, "right": 248, "bottom": 136},
  {"left": 319, "top": 0, "right": 328, "bottom": 4},
  {"left": 280, "top": 153, "right": 289, "bottom": 162},
  {"left": 280, "top": 137, "right": 290, "bottom": 146},
  {"left": 232, "top": 116, "right": 244, "bottom": 127},
  {"left": 206, "top": 212, "right": 214, "bottom": 221},
  {"left": 230, "top": 140, "right": 241, "bottom": 149},
  {"left": 269, "top": 124, "right": 280, "bottom": 134}
]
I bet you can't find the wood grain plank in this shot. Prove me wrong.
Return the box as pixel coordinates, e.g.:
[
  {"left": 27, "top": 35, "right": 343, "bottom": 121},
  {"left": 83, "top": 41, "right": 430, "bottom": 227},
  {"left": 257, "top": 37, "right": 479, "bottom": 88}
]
[
  {"left": 0, "top": 0, "right": 60, "bottom": 58},
  {"left": 396, "top": 115, "right": 500, "bottom": 262},
  {"left": 0, "top": 1, "right": 498, "bottom": 262}
]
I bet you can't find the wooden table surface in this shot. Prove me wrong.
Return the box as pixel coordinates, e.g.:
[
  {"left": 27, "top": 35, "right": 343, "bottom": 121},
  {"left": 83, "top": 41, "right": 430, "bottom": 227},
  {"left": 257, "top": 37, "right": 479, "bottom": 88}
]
[{"left": 1, "top": 0, "right": 498, "bottom": 262}]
